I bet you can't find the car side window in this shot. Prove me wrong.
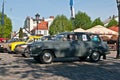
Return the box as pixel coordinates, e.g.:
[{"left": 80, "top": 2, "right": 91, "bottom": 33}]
[
  {"left": 67, "top": 34, "right": 78, "bottom": 41},
  {"left": 74, "top": 35, "right": 78, "bottom": 40},
  {"left": 81, "top": 34, "right": 90, "bottom": 41},
  {"left": 62, "top": 37, "right": 67, "bottom": 41},
  {"left": 90, "top": 35, "right": 100, "bottom": 42},
  {"left": 67, "top": 34, "right": 74, "bottom": 41}
]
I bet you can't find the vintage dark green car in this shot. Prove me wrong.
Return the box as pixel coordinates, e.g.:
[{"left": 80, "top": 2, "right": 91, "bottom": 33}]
[{"left": 27, "top": 32, "right": 110, "bottom": 64}]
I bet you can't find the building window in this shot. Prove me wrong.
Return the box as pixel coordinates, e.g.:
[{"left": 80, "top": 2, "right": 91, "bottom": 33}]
[
  {"left": 44, "top": 30, "right": 47, "bottom": 35},
  {"left": 33, "top": 21, "right": 36, "bottom": 24},
  {"left": 39, "top": 31, "right": 41, "bottom": 34}
]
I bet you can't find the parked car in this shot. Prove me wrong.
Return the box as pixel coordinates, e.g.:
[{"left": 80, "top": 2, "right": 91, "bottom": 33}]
[
  {"left": 27, "top": 32, "right": 110, "bottom": 64},
  {"left": 8, "top": 35, "right": 41, "bottom": 53},
  {"left": 0, "top": 44, "right": 5, "bottom": 52},
  {"left": 14, "top": 35, "right": 54, "bottom": 57},
  {"left": 0, "top": 38, "right": 20, "bottom": 53},
  {"left": 14, "top": 42, "right": 33, "bottom": 57}
]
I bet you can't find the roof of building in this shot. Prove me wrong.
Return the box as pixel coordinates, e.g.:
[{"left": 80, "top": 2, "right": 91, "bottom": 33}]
[
  {"left": 103, "top": 15, "right": 118, "bottom": 24},
  {"left": 32, "top": 21, "right": 48, "bottom": 31},
  {"left": 108, "top": 26, "right": 118, "bottom": 32}
]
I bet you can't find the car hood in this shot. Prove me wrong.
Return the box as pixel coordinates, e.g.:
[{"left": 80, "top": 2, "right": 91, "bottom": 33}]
[
  {"left": 10, "top": 41, "right": 26, "bottom": 46},
  {"left": 29, "top": 40, "right": 54, "bottom": 46}
]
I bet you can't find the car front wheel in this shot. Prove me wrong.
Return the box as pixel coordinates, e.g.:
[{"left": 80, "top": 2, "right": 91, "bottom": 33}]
[
  {"left": 40, "top": 50, "right": 54, "bottom": 64},
  {"left": 90, "top": 51, "right": 100, "bottom": 62},
  {"left": 22, "top": 48, "right": 30, "bottom": 58}
]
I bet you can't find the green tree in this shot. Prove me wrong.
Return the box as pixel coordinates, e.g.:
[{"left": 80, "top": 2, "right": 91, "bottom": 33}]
[
  {"left": 49, "top": 15, "right": 72, "bottom": 35},
  {"left": 92, "top": 17, "right": 104, "bottom": 27},
  {"left": 0, "top": 13, "right": 12, "bottom": 38},
  {"left": 106, "top": 19, "right": 118, "bottom": 28},
  {"left": 74, "top": 11, "right": 92, "bottom": 30},
  {"left": 19, "top": 28, "right": 23, "bottom": 38}
]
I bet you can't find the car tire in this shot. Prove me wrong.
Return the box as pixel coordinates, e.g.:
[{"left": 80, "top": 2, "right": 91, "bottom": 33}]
[
  {"left": 40, "top": 50, "right": 54, "bottom": 64},
  {"left": 90, "top": 51, "right": 100, "bottom": 62},
  {"left": 22, "top": 48, "right": 30, "bottom": 58}
]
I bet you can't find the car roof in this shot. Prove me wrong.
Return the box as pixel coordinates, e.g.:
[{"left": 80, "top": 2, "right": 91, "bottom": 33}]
[{"left": 58, "top": 32, "right": 93, "bottom": 35}]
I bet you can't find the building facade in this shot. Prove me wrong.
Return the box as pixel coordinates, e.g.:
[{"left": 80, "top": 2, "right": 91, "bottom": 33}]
[
  {"left": 103, "top": 15, "right": 118, "bottom": 26},
  {"left": 24, "top": 16, "right": 54, "bottom": 36},
  {"left": 31, "top": 21, "right": 48, "bottom": 36}
]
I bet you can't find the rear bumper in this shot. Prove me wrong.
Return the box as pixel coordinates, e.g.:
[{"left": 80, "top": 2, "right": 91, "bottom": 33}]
[{"left": 104, "top": 51, "right": 110, "bottom": 55}]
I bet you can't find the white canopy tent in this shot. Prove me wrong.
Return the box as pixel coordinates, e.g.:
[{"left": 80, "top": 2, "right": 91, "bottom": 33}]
[
  {"left": 86, "top": 25, "right": 118, "bottom": 35},
  {"left": 74, "top": 28, "right": 86, "bottom": 32}
]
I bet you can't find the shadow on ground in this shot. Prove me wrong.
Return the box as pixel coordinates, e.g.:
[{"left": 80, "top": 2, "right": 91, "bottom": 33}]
[{"left": 0, "top": 55, "right": 120, "bottom": 80}]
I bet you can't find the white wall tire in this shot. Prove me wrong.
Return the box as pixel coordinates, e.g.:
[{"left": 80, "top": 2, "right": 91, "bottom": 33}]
[
  {"left": 40, "top": 50, "right": 54, "bottom": 64},
  {"left": 90, "top": 51, "right": 100, "bottom": 62}
]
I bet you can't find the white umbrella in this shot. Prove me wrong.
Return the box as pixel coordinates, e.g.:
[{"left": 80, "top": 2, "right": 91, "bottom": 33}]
[
  {"left": 74, "top": 28, "right": 86, "bottom": 32},
  {"left": 86, "top": 25, "right": 118, "bottom": 35}
]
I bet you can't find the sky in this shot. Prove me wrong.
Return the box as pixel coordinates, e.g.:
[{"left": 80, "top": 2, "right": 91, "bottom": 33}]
[{"left": 0, "top": 0, "right": 118, "bottom": 31}]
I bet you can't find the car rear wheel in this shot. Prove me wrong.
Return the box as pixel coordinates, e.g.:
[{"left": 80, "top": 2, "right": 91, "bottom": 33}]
[
  {"left": 90, "top": 51, "right": 100, "bottom": 62},
  {"left": 40, "top": 50, "right": 54, "bottom": 64}
]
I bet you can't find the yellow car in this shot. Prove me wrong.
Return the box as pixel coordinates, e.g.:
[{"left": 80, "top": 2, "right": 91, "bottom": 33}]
[{"left": 9, "top": 35, "right": 41, "bottom": 53}]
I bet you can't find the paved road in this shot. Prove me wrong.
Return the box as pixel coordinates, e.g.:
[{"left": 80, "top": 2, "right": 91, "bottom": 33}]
[{"left": 0, "top": 51, "right": 120, "bottom": 80}]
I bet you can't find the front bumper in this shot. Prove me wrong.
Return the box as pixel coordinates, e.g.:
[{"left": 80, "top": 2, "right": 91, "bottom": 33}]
[{"left": 14, "top": 47, "right": 25, "bottom": 54}]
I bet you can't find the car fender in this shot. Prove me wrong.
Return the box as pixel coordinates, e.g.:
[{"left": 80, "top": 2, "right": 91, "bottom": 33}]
[
  {"left": 91, "top": 48, "right": 102, "bottom": 55},
  {"left": 39, "top": 48, "right": 56, "bottom": 58}
]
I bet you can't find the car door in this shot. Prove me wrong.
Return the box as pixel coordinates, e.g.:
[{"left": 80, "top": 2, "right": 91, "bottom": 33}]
[
  {"left": 53, "top": 38, "right": 74, "bottom": 58},
  {"left": 73, "top": 34, "right": 91, "bottom": 57}
]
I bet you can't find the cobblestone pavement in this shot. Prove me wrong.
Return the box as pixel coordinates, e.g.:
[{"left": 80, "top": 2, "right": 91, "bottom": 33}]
[{"left": 0, "top": 51, "right": 120, "bottom": 80}]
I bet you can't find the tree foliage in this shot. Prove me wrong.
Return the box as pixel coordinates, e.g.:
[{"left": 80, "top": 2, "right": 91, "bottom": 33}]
[
  {"left": 0, "top": 13, "right": 12, "bottom": 38},
  {"left": 106, "top": 19, "right": 118, "bottom": 28},
  {"left": 49, "top": 15, "right": 72, "bottom": 35},
  {"left": 91, "top": 17, "right": 104, "bottom": 27},
  {"left": 19, "top": 28, "right": 23, "bottom": 38},
  {"left": 74, "top": 11, "right": 92, "bottom": 30}
]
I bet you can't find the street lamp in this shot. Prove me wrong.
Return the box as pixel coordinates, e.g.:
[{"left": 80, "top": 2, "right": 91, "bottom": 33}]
[
  {"left": 116, "top": 0, "right": 120, "bottom": 58},
  {"left": 35, "top": 13, "right": 40, "bottom": 35}
]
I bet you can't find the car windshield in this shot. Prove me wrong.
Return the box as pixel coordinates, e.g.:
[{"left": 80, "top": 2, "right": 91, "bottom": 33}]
[
  {"left": 37, "top": 36, "right": 55, "bottom": 41},
  {"left": 54, "top": 35, "right": 64, "bottom": 41}
]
